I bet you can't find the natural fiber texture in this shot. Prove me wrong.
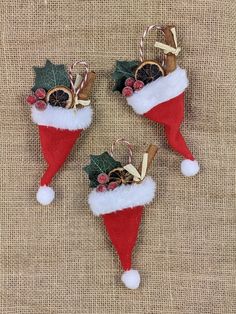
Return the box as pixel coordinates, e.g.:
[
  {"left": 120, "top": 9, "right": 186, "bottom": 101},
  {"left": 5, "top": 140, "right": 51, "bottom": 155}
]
[{"left": 0, "top": 0, "right": 235, "bottom": 313}]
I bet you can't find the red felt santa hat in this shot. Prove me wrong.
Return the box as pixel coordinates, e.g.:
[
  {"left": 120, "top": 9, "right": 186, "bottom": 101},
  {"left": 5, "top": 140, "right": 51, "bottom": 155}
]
[
  {"left": 27, "top": 60, "right": 95, "bottom": 205},
  {"left": 32, "top": 105, "right": 93, "bottom": 205},
  {"left": 116, "top": 25, "right": 200, "bottom": 176},
  {"left": 126, "top": 66, "right": 200, "bottom": 176},
  {"left": 88, "top": 176, "right": 156, "bottom": 289}
]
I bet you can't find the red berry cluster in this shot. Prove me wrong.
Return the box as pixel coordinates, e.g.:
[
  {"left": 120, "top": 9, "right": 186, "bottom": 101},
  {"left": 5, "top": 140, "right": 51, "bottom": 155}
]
[
  {"left": 26, "top": 88, "right": 47, "bottom": 111},
  {"left": 96, "top": 173, "right": 119, "bottom": 192},
  {"left": 122, "top": 77, "right": 144, "bottom": 97}
]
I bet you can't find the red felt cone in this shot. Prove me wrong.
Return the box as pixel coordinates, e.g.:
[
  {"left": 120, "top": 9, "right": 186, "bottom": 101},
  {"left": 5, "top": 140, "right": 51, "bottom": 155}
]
[
  {"left": 102, "top": 205, "right": 143, "bottom": 271},
  {"left": 88, "top": 176, "right": 156, "bottom": 289},
  {"left": 127, "top": 67, "right": 200, "bottom": 176},
  {"left": 144, "top": 92, "right": 194, "bottom": 160},
  {"left": 32, "top": 104, "right": 93, "bottom": 205},
  {"left": 39, "top": 125, "right": 82, "bottom": 186}
]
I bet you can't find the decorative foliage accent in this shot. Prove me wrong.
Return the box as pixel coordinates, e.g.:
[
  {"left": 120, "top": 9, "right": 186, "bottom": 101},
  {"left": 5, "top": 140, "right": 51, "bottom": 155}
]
[
  {"left": 112, "top": 60, "right": 139, "bottom": 92},
  {"left": 32, "top": 60, "right": 70, "bottom": 92},
  {"left": 83, "top": 152, "right": 122, "bottom": 187}
]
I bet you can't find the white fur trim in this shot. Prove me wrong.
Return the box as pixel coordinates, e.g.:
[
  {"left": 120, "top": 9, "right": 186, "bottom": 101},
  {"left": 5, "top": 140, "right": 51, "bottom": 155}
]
[
  {"left": 181, "top": 159, "right": 200, "bottom": 177},
  {"left": 127, "top": 67, "right": 188, "bottom": 115},
  {"left": 121, "top": 269, "right": 140, "bottom": 289},
  {"left": 36, "top": 186, "right": 55, "bottom": 205},
  {"left": 31, "top": 104, "right": 93, "bottom": 130},
  {"left": 88, "top": 176, "right": 156, "bottom": 216}
]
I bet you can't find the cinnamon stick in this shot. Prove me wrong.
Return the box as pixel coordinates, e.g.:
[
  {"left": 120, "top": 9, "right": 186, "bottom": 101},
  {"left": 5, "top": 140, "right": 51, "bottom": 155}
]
[
  {"left": 78, "top": 71, "right": 96, "bottom": 100},
  {"left": 162, "top": 26, "right": 177, "bottom": 75},
  {"left": 138, "top": 144, "right": 158, "bottom": 173}
]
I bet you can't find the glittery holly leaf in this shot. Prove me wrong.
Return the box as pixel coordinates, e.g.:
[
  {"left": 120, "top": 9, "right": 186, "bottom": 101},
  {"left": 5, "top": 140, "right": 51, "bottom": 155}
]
[
  {"left": 83, "top": 152, "right": 122, "bottom": 188},
  {"left": 32, "top": 60, "right": 70, "bottom": 92},
  {"left": 112, "top": 60, "right": 139, "bottom": 92}
]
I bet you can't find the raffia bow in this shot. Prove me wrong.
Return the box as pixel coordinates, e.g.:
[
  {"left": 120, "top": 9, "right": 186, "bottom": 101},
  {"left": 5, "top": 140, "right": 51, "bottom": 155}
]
[
  {"left": 73, "top": 96, "right": 91, "bottom": 107},
  {"left": 154, "top": 27, "right": 181, "bottom": 56},
  {"left": 123, "top": 153, "right": 148, "bottom": 182}
]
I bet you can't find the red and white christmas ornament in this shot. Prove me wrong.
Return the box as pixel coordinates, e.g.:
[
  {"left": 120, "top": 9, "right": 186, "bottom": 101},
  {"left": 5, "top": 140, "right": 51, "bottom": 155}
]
[
  {"left": 114, "top": 25, "right": 200, "bottom": 177},
  {"left": 84, "top": 139, "right": 157, "bottom": 289},
  {"left": 27, "top": 60, "right": 95, "bottom": 205}
]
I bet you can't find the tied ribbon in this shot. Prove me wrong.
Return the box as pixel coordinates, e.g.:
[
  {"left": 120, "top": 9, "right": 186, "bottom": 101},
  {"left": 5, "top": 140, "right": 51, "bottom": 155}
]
[
  {"left": 77, "top": 99, "right": 91, "bottom": 106},
  {"left": 123, "top": 153, "right": 148, "bottom": 182},
  {"left": 154, "top": 27, "right": 181, "bottom": 56},
  {"left": 73, "top": 96, "right": 91, "bottom": 107}
]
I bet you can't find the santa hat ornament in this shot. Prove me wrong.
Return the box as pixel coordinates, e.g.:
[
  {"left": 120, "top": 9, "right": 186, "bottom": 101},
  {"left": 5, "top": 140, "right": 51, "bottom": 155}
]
[
  {"left": 84, "top": 139, "right": 157, "bottom": 289},
  {"left": 26, "top": 60, "right": 96, "bottom": 205},
  {"left": 112, "top": 25, "right": 200, "bottom": 177}
]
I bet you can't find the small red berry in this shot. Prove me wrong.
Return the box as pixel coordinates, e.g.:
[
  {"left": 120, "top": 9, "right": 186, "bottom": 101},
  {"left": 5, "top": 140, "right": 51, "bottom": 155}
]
[
  {"left": 35, "top": 88, "right": 46, "bottom": 99},
  {"left": 108, "top": 181, "right": 118, "bottom": 190},
  {"left": 125, "top": 77, "right": 135, "bottom": 87},
  {"left": 133, "top": 80, "right": 144, "bottom": 91},
  {"left": 97, "top": 173, "right": 109, "bottom": 184},
  {"left": 96, "top": 184, "right": 107, "bottom": 192},
  {"left": 26, "top": 95, "right": 37, "bottom": 105},
  {"left": 35, "top": 100, "right": 47, "bottom": 111},
  {"left": 122, "top": 86, "right": 133, "bottom": 97}
]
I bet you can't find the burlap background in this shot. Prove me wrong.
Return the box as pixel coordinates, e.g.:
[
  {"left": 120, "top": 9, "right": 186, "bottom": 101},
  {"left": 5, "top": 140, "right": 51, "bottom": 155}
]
[{"left": 0, "top": 0, "right": 235, "bottom": 313}]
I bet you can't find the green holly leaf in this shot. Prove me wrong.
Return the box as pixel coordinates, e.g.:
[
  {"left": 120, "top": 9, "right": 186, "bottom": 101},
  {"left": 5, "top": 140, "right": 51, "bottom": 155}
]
[
  {"left": 112, "top": 60, "right": 138, "bottom": 80},
  {"left": 112, "top": 60, "right": 139, "bottom": 93},
  {"left": 83, "top": 152, "right": 122, "bottom": 188},
  {"left": 32, "top": 59, "right": 70, "bottom": 92},
  {"left": 112, "top": 77, "right": 126, "bottom": 93}
]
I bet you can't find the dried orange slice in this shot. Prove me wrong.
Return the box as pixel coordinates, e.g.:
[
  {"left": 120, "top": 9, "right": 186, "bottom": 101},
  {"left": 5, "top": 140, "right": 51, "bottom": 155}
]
[
  {"left": 108, "top": 167, "right": 133, "bottom": 185},
  {"left": 135, "top": 60, "right": 164, "bottom": 85},
  {"left": 46, "top": 86, "right": 73, "bottom": 108}
]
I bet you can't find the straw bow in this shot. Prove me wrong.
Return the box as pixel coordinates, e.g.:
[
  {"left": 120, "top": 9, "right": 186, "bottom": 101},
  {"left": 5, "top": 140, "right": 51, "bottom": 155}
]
[
  {"left": 123, "top": 153, "right": 148, "bottom": 182},
  {"left": 154, "top": 27, "right": 181, "bottom": 56},
  {"left": 110, "top": 139, "right": 148, "bottom": 183}
]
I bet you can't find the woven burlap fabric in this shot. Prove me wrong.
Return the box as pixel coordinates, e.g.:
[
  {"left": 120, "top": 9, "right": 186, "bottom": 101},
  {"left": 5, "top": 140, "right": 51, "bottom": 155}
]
[{"left": 0, "top": 0, "right": 235, "bottom": 313}]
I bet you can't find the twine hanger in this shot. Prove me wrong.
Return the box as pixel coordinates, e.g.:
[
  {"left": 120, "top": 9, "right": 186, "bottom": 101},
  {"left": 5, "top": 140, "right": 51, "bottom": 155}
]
[
  {"left": 68, "top": 61, "right": 90, "bottom": 108},
  {"left": 139, "top": 24, "right": 164, "bottom": 63},
  {"left": 139, "top": 24, "right": 181, "bottom": 65}
]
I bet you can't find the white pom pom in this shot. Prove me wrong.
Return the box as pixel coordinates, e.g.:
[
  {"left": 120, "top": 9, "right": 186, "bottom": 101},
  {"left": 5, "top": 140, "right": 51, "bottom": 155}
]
[
  {"left": 36, "top": 186, "right": 55, "bottom": 205},
  {"left": 181, "top": 159, "right": 200, "bottom": 177},
  {"left": 121, "top": 269, "right": 140, "bottom": 289}
]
